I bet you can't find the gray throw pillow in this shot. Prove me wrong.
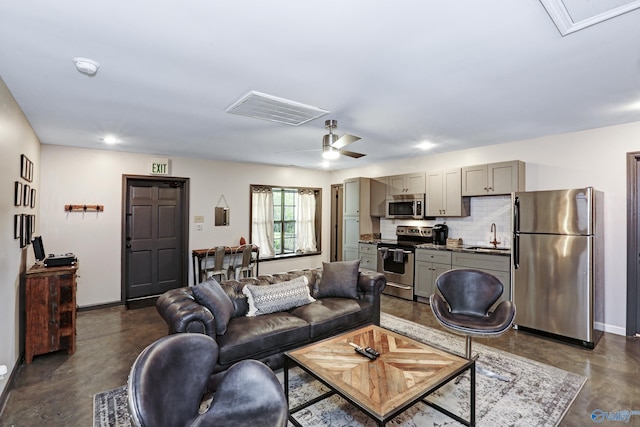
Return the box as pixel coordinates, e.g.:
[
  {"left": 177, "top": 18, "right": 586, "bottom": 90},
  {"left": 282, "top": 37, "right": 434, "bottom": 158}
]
[
  {"left": 315, "top": 260, "right": 360, "bottom": 299},
  {"left": 192, "top": 279, "right": 234, "bottom": 335},
  {"left": 242, "top": 276, "right": 315, "bottom": 317}
]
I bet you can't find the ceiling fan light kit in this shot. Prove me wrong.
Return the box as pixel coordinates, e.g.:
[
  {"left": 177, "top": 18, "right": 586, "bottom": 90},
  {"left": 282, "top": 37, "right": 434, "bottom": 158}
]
[
  {"left": 322, "top": 134, "right": 340, "bottom": 159},
  {"left": 321, "top": 119, "right": 364, "bottom": 159}
]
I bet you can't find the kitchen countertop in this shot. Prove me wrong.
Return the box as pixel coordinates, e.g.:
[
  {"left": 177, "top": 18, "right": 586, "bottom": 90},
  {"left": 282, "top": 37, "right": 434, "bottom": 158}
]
[
  {"left": 416, "top": 243, "right": 511, "bottom": 256},
  {"left": 359, "top": 240, "right": 510, "bottom": 256}
]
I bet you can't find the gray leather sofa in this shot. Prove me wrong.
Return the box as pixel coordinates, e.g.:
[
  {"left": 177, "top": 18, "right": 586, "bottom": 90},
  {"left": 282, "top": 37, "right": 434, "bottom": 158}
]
[{"left": 156, "top": 261, "right": 386, "bottom": 388}]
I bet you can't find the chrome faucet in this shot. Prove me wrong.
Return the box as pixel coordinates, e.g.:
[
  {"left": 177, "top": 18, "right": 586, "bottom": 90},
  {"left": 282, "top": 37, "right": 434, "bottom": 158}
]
[{"left": 489, "top": 223, "right": 500, "bottom": 248}]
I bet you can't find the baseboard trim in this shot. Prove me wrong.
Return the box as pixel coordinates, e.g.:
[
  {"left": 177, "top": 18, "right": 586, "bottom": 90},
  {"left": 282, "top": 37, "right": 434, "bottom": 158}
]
[
  {"left": 0, "top": 360, "right": 22, "bottom": 419},
  {"left": 77, "top": 301, "right": 123, "bottom": 312}
]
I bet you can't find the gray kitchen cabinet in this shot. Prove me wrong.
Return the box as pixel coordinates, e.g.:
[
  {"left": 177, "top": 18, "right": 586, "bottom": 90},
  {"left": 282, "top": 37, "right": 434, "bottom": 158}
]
[
  {"left": 461, "top": 160, "right": 525, "bottom": 196},
  {"left": 386, "top": 172, "right": 426, "bottom": 196},
  {"left": 343, "top": 178, "right": 379, "bottom": 261},
  {"left": 415, "top": 249, "right": 452, "bottom": 299},
  {"left": 370, "top": 177, "right": 387, "bottom": 217},
  {"left": 451, "top": 251, "right": 511, "bottom": 309},
  {"left": 358, "top": 242, "right": 378, "bottom": 272},
  {"left": 426, "top": 168, "right": 469, "bottom": 217}
]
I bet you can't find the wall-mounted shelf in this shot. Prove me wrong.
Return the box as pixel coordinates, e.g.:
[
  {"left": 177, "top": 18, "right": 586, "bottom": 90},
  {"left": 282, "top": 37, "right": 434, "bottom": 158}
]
[{"left": 64, "top": 204, "right": 104, "bottom": 213}]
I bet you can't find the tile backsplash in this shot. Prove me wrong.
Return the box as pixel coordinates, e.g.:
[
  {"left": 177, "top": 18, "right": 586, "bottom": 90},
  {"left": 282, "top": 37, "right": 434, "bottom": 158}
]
[{"left": 380, "top": 195, "right": 512, "bottom": 248}]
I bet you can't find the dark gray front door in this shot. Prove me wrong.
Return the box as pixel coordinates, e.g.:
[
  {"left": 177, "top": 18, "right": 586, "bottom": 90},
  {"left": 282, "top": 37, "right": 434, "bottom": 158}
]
[{"left": 123, "top": 177, "right": 189, "bottom": 305}]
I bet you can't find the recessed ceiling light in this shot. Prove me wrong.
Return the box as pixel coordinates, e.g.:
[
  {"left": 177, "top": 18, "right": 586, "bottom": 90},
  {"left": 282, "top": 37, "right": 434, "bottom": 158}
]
[
  {"left": 101, "top": 136, "right": 119, "bottom": 145},
  {"left": 417, "top": 141, "right": 436, "bottom": 150}
]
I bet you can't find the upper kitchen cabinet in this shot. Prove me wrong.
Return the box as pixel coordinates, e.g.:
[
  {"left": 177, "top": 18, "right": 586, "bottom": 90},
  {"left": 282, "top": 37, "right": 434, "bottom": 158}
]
[
  {"left": 462, "top": 160, "right": 525, "bottom": 196},
  {"left": 370, "top": 177, "right": 387, "bottom": 217},
  {"left": 426, "top": 168, "right": 470, "bottom": 217},
  {"left": 386, "top": 173, "right": 426, "bottom": 196},
  {"left": 343, "top": 178, "right": 379, "bottom": 261}
]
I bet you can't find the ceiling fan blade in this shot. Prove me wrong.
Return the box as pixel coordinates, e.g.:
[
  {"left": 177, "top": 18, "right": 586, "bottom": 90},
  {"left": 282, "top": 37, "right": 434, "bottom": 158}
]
[
  {"left": 339, "top": 149, "right": 366, "bottom": 158},
  {"left": 331, "top": 133, "right": 361, "bottom": 150}
]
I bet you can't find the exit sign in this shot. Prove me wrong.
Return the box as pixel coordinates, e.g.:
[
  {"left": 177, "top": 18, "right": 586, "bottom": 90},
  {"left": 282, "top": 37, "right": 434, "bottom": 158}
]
[{"left": 150, "top": 158, "right": 170, "bottom": 175}]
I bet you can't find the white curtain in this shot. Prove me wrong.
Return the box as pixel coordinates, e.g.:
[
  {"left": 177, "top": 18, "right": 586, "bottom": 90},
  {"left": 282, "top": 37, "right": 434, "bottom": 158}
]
[
  {"left": 295, "top": 191, "right": 317, "bottom": 253},
  {"left": 251, "top": 189, "right": 275, "bottom": 257}
]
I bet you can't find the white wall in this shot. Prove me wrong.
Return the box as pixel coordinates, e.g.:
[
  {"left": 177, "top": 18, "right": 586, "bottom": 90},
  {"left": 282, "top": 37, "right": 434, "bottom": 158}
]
[
  {"left": 333, "top": 121, "right": 640, "bottom": 336},
  {"left": 39, "top": 146, "right": 333, "bottom": 306},
  {"left": 0, "top": 77, "right": 41, "bottom": 397}
]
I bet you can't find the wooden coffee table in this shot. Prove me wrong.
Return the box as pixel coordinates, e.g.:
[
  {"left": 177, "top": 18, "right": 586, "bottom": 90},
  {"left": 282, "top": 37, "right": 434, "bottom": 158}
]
[{"left": 284, "top": 325, "right": 475, "bottom": 426}]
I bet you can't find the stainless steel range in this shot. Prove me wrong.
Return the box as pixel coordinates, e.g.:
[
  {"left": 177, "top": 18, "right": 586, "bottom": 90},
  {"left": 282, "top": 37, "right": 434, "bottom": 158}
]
[{"left": 377, "top": 225, "right": 433, "bottom": 300}]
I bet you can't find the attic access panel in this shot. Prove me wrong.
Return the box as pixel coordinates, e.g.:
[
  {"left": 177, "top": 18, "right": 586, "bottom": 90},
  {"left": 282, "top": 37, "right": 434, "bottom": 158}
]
[{"left": 540, "top": 0, "right": 640, "bottom": 35}]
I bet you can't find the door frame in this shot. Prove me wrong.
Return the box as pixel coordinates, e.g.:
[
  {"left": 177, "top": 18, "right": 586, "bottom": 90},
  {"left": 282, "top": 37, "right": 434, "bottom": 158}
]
[
  {"left": 626, "top": 152, "right": 640, "bottom": 336},
  {"left": 121, "top": 174, "right": 190, "bottom": 304}
]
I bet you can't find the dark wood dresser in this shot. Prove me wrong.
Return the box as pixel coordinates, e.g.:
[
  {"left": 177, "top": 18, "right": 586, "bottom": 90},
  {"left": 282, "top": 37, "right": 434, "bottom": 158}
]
[{"left": 24, "top": 262, "right": 78, "bottom": 364}]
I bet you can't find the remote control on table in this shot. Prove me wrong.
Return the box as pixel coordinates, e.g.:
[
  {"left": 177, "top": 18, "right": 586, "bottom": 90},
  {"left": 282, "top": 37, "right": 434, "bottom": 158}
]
[
  {"left": 349, "top": 342, "right": 377, "bottom": 360},
  {"left": 364, "top": 347, "right": 380, "bottom": 357}
]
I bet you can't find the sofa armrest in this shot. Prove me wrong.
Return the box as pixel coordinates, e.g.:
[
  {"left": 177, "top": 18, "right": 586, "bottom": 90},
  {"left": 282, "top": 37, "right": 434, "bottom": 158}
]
[
  {"left": 357, "top": 271, "right": 386, "bottom": 325},
  {"left": 156, "top": 288, "right": 217, "bottom": 337}
]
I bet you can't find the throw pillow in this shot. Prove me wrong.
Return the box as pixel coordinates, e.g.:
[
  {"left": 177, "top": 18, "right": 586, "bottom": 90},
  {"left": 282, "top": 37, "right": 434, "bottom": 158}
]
[
  {"left": 242, "top": 276, "right": 315, "bottom": 317},
  {"left": 192, "top": 279, "right": 234, "bottom": 335},
  {"left": 315, "top": 260, "right": 360, "bottom": 299}
]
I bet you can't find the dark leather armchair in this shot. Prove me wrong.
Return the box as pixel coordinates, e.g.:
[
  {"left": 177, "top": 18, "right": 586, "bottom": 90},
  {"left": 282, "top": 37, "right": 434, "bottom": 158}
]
[
  {"left": 127, "top": 333, "right": 288, "bottom": 427},
  {"left": 430, "top": 268, "right": 516, "bottom": 366}
]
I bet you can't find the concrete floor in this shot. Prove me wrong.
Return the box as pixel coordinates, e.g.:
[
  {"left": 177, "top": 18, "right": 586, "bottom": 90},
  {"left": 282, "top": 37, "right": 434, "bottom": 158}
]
[{"left": 0, "top": 295, "right": 639, "bottom": 426}]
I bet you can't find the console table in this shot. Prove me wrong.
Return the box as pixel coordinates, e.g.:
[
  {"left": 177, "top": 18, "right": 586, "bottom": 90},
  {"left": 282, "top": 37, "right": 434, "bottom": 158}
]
[
  {"left": 191, "top": 246, "right": 259, "bottom": 286},
  {"left": 24, "top": 262, "right": 78, "bottom": 364}
]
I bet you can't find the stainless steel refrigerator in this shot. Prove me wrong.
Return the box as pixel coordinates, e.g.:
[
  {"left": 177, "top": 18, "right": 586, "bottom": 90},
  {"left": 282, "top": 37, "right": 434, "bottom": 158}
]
[{"left": 512, "top": 188, "right": 604, "bottom": 348}]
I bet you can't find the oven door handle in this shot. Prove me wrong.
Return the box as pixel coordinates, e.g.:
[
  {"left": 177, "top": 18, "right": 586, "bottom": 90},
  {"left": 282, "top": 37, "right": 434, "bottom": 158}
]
[
  {"left": 385, "top": 282, "right": 413, "bottom": 290},
  {"left": 377, "top": 248, "right": 412, "bottom": 255},
  {"left": 397, "top": 250, "right": 412, "bottom": 255}
]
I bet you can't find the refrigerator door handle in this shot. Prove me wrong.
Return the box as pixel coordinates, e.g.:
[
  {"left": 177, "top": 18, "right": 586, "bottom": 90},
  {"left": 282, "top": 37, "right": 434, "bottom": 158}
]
[{"left": 513, "top": 196, "right": 520, "bottom": 269}]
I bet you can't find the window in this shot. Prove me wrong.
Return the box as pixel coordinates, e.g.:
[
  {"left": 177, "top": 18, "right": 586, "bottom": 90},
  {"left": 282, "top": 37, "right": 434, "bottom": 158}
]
[
  {"left": 250, "top": 185, "right": 321, "bottom": 258},
  {"left": 273, "top": 188, "right": 296, "bottom": 254}
]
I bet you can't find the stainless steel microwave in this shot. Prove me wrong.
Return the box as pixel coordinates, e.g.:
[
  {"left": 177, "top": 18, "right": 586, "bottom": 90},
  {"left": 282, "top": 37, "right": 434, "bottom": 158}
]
[{"left": 385, "top": 195, "right": 424, "bottom": 219}]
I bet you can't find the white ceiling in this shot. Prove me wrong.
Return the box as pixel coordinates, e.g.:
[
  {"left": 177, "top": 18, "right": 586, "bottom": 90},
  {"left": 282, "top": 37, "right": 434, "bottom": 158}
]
[{"left": 1, "top": 1, "right": 640, "bottom": 170}]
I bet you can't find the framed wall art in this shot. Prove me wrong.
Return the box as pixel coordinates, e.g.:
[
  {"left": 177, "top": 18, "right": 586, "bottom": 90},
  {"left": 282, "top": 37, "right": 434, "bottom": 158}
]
[
  {"left": 20, "top": 154, "right": 33, "bottom": 182},
  {"left": 30, "top": 188, "right": 36, "bottom": 208},
  {"left": 19, "top": 215, "right": 27, "bottom": 248},
  {"left": 23, "top": 184, "right": 31, "bottom": 207},
  {"left": 14, "top": 181, "right": 22, "bottom": 206},
  {"left": 14, "top": 215, "right": 21, "bottom": 239}
]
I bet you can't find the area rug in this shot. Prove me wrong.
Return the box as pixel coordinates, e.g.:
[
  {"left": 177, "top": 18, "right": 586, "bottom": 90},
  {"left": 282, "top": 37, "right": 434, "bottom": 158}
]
[{"left": 93, "top": 313, "right": 586, "bottom": 427}]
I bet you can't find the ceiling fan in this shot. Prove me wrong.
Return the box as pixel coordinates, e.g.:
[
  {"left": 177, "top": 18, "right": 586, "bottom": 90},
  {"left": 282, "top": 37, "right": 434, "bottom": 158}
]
[{"left": 322, "top": 119, "right": 365, "bottom": 160}]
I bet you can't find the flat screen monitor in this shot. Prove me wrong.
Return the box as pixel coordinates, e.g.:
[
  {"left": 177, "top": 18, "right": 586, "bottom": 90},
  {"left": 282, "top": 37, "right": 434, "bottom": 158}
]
[{"left": 32, "top": 235, "right": 45, "bottom": 261}]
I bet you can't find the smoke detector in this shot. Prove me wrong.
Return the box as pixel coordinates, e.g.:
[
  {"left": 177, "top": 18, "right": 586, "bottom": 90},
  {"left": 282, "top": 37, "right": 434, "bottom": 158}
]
[{"left": 73, "top": 57, "right": 99, "bottom": 76}]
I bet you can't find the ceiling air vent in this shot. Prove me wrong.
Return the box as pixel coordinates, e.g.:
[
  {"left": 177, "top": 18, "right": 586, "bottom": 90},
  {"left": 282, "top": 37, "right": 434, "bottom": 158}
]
[{"left": 225, "top": 91, "right": 329, "bottom": 126}]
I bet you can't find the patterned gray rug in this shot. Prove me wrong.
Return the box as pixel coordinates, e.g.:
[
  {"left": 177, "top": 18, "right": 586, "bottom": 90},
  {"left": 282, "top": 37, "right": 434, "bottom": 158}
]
[{"left": 93, "top": 313, "right": 586, "bottom": 427}]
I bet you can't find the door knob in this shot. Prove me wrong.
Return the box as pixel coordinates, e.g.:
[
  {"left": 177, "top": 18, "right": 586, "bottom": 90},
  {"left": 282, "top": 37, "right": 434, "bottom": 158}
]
[{"left": 126, "top": 244, "right": 132, "bottom": 248}]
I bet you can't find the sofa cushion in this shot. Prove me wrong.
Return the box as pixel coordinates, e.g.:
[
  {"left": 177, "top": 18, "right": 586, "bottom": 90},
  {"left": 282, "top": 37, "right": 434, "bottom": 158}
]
[
  {"left": 192, "top": 279, "right": 234, "bottom": 335},
  {"left": 216, "top": 313, "right": 310, "bottom": 366},
  {"left": 315, "top": 260, "right": 360, "bottom": 299},
  {"left": 242, "top": 276, "right": 315, "bottom": 317},
  {"left": 290, "top": 298, "right": 372, "bottom": 338}
]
